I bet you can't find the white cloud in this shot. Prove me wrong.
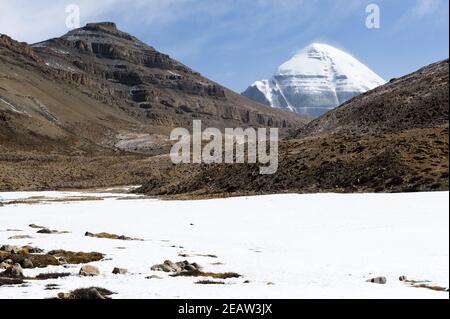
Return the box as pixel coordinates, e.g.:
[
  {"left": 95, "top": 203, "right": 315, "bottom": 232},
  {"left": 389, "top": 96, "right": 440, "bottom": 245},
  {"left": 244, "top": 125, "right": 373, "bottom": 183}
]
[
  {"left": 393, "top": 0, "right": 446, "bottom": 31},
  {"left": 0, "top": 0, "right": 363, "bottom": 44},
  {"left": 0, "top": 0, "right": 118, "bottom": 43},
  {"left": 0, "top": 0, "right": 208, "bottom": 43}
]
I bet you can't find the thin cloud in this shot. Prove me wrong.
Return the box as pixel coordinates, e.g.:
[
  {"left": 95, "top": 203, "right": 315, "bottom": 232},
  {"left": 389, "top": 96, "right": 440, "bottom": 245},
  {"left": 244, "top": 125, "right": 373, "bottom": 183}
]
[{"left": 392, "top": 0, "right": 446, "bottom": 31}]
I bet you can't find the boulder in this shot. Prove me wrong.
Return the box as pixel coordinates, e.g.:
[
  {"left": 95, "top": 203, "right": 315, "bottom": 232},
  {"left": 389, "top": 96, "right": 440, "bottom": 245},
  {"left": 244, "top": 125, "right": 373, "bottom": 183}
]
[
  {"left": 112, "top": 267, "right": 127, "bottom": 275},
  {"left": 57, "top": 287, "right": 114, "bottom": 299},
  {"left": 79, "top": 265, "right": 100, "bottom": 276},
  {"left": 0, "top": 262, "right": 10, "bottom": 269},
  {"left": 17, "top": 246, "right": 44, "bottom": 254},
  {"left": 150, "top": 260, "right": 201, "bottom": 273},
  {"left": 399, "top": 276, "right": 408, "bottom": 282},
  {"left": 366, "top": 276, "right": 387, "bottom": 284},
  {"left": 1, "top": 263, "right": 24, "bottom": 278},
  {"left": 37, "top": 228, "right": 55, "bottom": 234},
  {"left": 0, "top": 245, "right": 20, "bottom": 254},
  {"left": 21, "top": 258, "right": 34, "bottom": 269},
  {"left": 151, "top": 260, "right": 181, "bottom": 272}
]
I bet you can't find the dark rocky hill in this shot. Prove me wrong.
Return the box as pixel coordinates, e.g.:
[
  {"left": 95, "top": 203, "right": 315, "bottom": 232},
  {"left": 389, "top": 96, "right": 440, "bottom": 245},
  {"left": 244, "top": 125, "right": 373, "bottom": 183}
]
[
  {"left": 297, "top": 59, "right": 449, "bottom": 137},
  {"left": 137, "top": 60, "right": 449, "bottom": 196}
]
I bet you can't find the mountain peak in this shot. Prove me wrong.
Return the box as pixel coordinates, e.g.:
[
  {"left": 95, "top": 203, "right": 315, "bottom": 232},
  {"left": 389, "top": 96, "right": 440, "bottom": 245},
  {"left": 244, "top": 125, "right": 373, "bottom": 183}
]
[
  {"left": 305, "top": 42, "right": 334, "bottom": 50},
  {"left": 63, "top": 21, "right": 137, "bottom": 43},
  {"left": 85, "top": 22, "right": 118, "bottom": 31},
  {"left": 243, "top": 43, "right": 386, "bottom": 117}
]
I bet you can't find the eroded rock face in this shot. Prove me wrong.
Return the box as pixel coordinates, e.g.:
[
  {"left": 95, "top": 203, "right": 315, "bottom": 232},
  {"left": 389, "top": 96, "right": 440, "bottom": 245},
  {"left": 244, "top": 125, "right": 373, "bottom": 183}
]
[
  {"left": 29, "top": 22, "right": 305, "bottom": 129},
  {"left": 0, "top": 34, "right": 43, "bottom": 64}
]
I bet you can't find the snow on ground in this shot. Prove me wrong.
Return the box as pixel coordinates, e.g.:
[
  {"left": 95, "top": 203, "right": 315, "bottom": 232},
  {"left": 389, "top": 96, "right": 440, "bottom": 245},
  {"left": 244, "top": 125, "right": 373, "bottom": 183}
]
[{"left": 0, "top": 191, "right": 448, "bottom": 299}]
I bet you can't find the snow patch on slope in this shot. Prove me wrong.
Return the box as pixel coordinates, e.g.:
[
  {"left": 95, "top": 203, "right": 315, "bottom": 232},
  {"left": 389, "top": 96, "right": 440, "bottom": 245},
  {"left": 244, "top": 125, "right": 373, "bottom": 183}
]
[{"left": 0, "top": 96, "right": 27, "bottom": 115}]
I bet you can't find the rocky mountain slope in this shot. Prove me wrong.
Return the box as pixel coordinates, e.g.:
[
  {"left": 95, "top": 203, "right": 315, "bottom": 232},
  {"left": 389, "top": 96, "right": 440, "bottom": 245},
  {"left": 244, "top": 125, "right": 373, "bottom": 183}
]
[
  {"left": 138, "top": 60, "right": 449, "bottom": 196},
  {"left": 297, "top": 59, "right": 449, "bottom": 136},
  {"left": 30, "top": 22, "right": 305, "bottom": 130},
  {"left": 242, "top": 43, "right": 385, "bottom": 117},
  {"left": 0, "top": 23, "right": 306, "bottom": 191},
  {"left": 1, "top": 23, "right": 306, "bottom": 152}
]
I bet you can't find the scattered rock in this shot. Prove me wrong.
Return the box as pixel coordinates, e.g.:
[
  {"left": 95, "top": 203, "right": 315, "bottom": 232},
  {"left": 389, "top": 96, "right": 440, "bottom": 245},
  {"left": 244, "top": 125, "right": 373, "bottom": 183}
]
[
  {"left": 366, "top": 276, "right": 387, "bottom": 284},
  {"left": 45, "top": 284, "right": 60, "bottom": 290},
  {"left": 8, "top": 235, "right": 33, "bottom": 240},
  {"left": 1, "top": 251, "right": 59, "bottom": 268},
  {"left": 35, "top": 272, "right": 71, "bottom": 280},
  {"left": 85, "top": 231, "right": 143, "bottom": 241},
  {"left": 413, "top": 284, "right": 449, "bottom": 292},
  {"left": 57, "top": 287, "right": 115, "bottom": 299},
  {"left": 48, "top": 250, "right": 104, "bottom": 264},
  {"left": 0, "top": 262, "right": 10, "bottom": 269},
  {"left": 172, "top": 271, "right": 241, "bottom": 279},
  {"left": 399, "top": 276, "right": 408, "bottom": 282},
  {"left": 79, "top": 265, "right": 100, "bottom": 276},
  {"left": 146, "top": 275, "right": 163, "bottom": 280},
  {"left": 36, "top": 228, "right": 54, "bottom": 234},
  {"left": 0, "top": 245, "right": 21, "bottom": 254},
  {"left": 0, "top": 277, "right": 24, "bottom": 286},
  {"left": 243, "top": 280, "right": 251, "bottom": 284},
  {"left": 37, "top": 228, "right": 69, "bottom": 234},
  {"left": 29, "top": 224, "right": 46, "bottom": 229},
  {"left": 195, "top": 280, "right": 225, "bottom": 285},
  {"left": 151, "top": 260, "right": 201, "bottom": 273},
  {"left": 1, "top": 263, "right": 24, "bottom": 278},
  {"left": 21, "top": 246, "right": 44, "bottom": 254},
  {"left": 112, "top": 267, "right": 127, "bottom": 275},
  {"left": 151, "top": 260, "right": 241, "bottom": 279},
  {"left": 21, "top": 258, "right": 33, "bottom": 269},
  {"left": 198, "top": 254, "right": 218, "bottom": 258}
]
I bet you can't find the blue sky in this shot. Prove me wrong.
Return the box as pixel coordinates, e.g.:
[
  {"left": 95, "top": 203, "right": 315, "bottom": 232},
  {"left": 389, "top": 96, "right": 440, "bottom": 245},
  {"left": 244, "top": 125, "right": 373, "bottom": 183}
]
[{"left": 0, "top": 0, "right": 448, "bottom": 92}]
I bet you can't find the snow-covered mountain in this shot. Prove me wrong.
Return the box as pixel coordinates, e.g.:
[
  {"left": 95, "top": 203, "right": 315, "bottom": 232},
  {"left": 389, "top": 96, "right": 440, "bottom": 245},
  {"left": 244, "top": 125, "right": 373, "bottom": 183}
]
[{"left": 242, "top": 43, "right": 386, "bottom": 117}]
